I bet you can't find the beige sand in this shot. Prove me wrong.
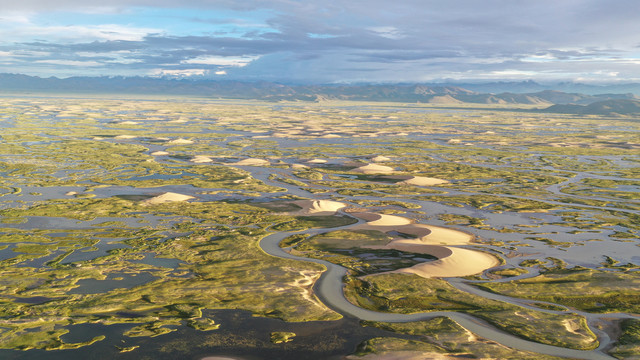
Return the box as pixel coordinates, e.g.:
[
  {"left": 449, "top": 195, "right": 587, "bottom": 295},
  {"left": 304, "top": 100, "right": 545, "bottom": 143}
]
[
  {"left": 352, "top": 163, "right": 395, "bottom": 174},
  {"left": 190, "top": 155, "right": 214, "bottom": 163},
  {"left": 352, "top": 212, "right": 497, "bottom": 278},
  {"left": 306, "top": 158, "right": 328, "bottom": 164},
  {"left": 166, "top": 138, "right": 194, "bottom": 145},
  {"left": 231, "top": 158, "right": 270, "bottom": 166},
  {"left": 114, "top": 135, "right": 137, "bottom": 139},
  {"left": 151, "top": 151, "right": 169, "bottom": 156},
  {"left": 388, "top": 242, "right": 499, "bottom": 278},
  {"left": 320, "top": 134, "right": 342, "bottom": 138},
  {"left": 385, "top": 175, "right": 449, "bottom": 186},
  {"left": 370, "top": 155, "right": 391, "bottom": 162},
  {"left": 290, "top": 199, "right": 347, "bottom": 216},
  {"left": 353, "top": 212, "right": 412, "bottom": 226},
  {"left": 348, "top": 351, "right": 478, "bottom": 360},
  {"left": 65, "top": 191, "right": 78, "bottom": 196},
  {"left": 141, "top": 192, "right": 195, "bottom": 205},
  {"left": 291, "top": 163, "right": 310, "bottom": 169},
  {"left": 117, "top": 121, "right": 139, "bottom": 125}
]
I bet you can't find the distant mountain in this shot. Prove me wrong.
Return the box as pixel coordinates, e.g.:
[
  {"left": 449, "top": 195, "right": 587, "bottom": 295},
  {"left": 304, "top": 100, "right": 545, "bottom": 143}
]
[
  {"left": 1, "top": 73, "right": 639, "bottom": 106},
  {"left": 543, "top": 99, "right": 640, "bottom": 115}
]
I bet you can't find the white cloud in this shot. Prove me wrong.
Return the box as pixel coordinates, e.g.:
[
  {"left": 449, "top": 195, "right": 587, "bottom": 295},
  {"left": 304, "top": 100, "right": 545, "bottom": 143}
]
[
  {"left": 215, "top": 70, "right": 227, "bottom": 75},
  {"left": 34, "top": 59, "right": 102, "bottom": 66},
  {"left": 366, "top": 26, "right": 404, "bottom": 39},
  {"left": 150, "top": 68, "right": 208, "bottom": 77},
  {"left": 181, "top": 55, "right": 260, "bottom": 67}
]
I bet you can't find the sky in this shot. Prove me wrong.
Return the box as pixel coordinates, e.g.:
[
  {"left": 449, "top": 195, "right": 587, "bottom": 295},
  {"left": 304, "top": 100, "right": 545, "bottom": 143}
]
[{"left": 1, "top": 0, "right": 639, "bottom": 83}]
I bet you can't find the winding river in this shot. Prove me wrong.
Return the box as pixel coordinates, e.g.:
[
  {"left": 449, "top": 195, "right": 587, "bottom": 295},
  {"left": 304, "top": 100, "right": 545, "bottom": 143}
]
[{"left": 259, "top": 228, "right": 619, "bottom": 360}]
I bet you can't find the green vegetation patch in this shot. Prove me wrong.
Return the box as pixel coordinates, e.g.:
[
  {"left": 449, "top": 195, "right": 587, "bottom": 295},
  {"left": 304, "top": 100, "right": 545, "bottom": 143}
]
[{"left": 476, "top": 268, "right": 640, "bottom": 313}]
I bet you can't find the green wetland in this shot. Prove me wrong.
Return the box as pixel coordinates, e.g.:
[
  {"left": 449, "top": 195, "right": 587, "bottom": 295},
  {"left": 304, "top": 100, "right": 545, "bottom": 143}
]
[{"left": 0, "top": 95, "right": 638, "bottom": 359}]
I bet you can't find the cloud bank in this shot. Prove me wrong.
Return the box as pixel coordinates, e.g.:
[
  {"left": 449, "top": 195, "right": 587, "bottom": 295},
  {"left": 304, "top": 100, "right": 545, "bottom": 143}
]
[{"left": 1, "top": 0, "right": 639, "bottom": 83}]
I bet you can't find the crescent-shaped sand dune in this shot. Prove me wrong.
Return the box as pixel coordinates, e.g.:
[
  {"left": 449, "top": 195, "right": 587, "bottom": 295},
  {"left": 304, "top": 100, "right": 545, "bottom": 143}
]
[{"left": 351, "top": 212, "right": 498, "bottom": 278}]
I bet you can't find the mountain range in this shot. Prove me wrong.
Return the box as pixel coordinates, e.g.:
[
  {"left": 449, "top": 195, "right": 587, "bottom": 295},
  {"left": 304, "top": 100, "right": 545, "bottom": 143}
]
[{"left": 2, "top": 73, "right": 640, "bottom": 115}]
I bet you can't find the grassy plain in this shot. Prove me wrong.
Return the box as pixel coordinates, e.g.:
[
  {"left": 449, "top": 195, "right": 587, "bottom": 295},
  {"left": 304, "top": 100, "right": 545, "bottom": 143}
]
[{"left": 0, "top": 96, "right": 638, "bottom": 358}]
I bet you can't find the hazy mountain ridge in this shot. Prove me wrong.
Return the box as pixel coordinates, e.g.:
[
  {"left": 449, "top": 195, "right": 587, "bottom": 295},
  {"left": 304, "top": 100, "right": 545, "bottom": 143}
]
[
  {"left": 544, "top": 99, "right": 640, "bottom": 116},
  {"left": 1, "top": 73, "right": 640, "bottom": 113}
]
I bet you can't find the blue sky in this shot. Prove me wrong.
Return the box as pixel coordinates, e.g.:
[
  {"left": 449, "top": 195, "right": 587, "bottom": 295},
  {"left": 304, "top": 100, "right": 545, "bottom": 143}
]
[{"left": 1, "top": 0, "right": 639, "bottom": 83}]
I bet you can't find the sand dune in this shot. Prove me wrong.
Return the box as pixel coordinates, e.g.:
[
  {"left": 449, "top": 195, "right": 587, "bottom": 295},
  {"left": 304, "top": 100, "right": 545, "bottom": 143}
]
[
  {"left": 190, "top": 155, "right": 214, "bottom": 163},
  {"left": 390, "top": 243, "right": 499, "bottom": 278},
  {"left": 291, "top": 163, "right": 310, "bottom": 169},
  {"left": 352, "top": 163, "right": 395, "bottom": 174},
  {"left": 385, "top": 175, "right": 449, "bottom": 186},
  {"left": 352, "top": 212, "right": 497, "bottom": 278},
  {"left": 306, "top": 158, "right": 328, "bottom": 164},
  {"left": 151, "top": 151, "right": 169, "bottom": 156},
  {"left": 353, "top": 212, "right": 412, "bottom": 226},
  {"left": 290, "top": 199, "right": 347, "bottom": 216},
  {"left": 141, "top": 192, "right": 195, "bottom": 205},
  {"left": 166, "top": 138, "right": 194, "bottom": 145},
  {"left": 349, "top": 351, "right": 477, "bottom": 360},
  {"left": 114, "top": 134, "right": 137, "bottom": 139},
  {"left": 370, "top": 155, "right": 391, "bottom": 162},
  {"left": 231, "top": 158, "right": 270, "bottom": 166}
]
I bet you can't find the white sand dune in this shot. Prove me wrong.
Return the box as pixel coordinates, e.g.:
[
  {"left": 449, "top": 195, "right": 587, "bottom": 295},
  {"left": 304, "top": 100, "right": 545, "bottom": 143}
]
[
  {"left": 352, "top": 212, "right": 497, "bottom": 278},
  {"left": 349, "top": 351, "right": 477, "bottom": 360},
  {"left": 353, "top": 212, "right": 412, "bottom": 226},
  {"left": 290, "top": 200, "right": 347, "bottom": 216},
  {"left": 190, "top": 155, "right": 214, "bottom": 163},
  {"left": 291, "top": 163, "right": 310, "bottom": 169},
  {"left": 151, "top": 151, "right": 169, "bottom": 156},
  {"left": 306, "top": 158, "right": 328, "bottom": 164},
  {"left": 231, "top": 158, "right": 270, "bottom": 166},
  {"left": 114, "top": 134, "right": 137, "bottom": 139},
  {"left": 166, "top": 138, "right": 194, "bottom": 145},
  {"left": 385, "top": 175, "right": 449, "bottom": 186},
  {"left": 117, "top": 121, "right": 139, "bottom": 125},
  {"left": 141, "top": 192, "right": 195, "bottom": 205},
  {"left": 352, "top": 163, "right": 395, "bottom": 174},
  {"left": 320, "top": 134, "right": 342, "bottom": 138},
  {"left": 370, "top": 155, "right": 391, "bottom": 162},
  {"left": 389, "top": 242, "right": 499, "bottom": 278}
]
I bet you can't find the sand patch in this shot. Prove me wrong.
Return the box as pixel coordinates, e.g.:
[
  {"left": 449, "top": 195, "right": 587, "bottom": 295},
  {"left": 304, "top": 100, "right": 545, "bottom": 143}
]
[
  {"left": 190, "top": 155, "right": 214, "bottom": 163},
  {"left": 348, "top": 351, "right": 478, "bottom": 360},
  {"left": 306, "top": 158, "right": 328, "bottom": 164},
  {"left": 117, "top": 121, "right": 139, "bottom": 125},
  {"left": 166, "top": 138, "right": 194, "bottom": 145},
  {"left": 385, "top": 175, "right": 449, "bottom": 186},
  {"left": 291, "top": 163, "right": 310, "bottom": 169},
  {"left": 141, "top": 192, "right": 195, "bottom": 205},
  {"left": 390, "top": 244, "right": 499, "bottom": 278},
  {"left": 352, "top": 163, "right": 395, "bottom": 174},
  {"left": 289, "top": 200, "right": 347, "bottom": 216},
  {"left": 231, "top": 158, "right": 270, "bottom": 166},
  {"left": 151, "top": 151, "right": 169, "bottom": 156},
  {"left": 114, "top": 135, "right": 137, "bottom": 139},
  {"left": 353, "top": 212, "right": 412, "bottom": 226},
  {"left": 352, "top": 213, "right": 497, "bottom": 278},
  {"left": 370, "top": 155, "right": 391, "bottom": 162}
]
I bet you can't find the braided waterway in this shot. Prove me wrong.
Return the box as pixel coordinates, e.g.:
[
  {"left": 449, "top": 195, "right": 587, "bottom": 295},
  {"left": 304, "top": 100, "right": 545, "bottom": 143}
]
[{"left": 260, "top": 228, "right": 619, "bottom": 360}]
